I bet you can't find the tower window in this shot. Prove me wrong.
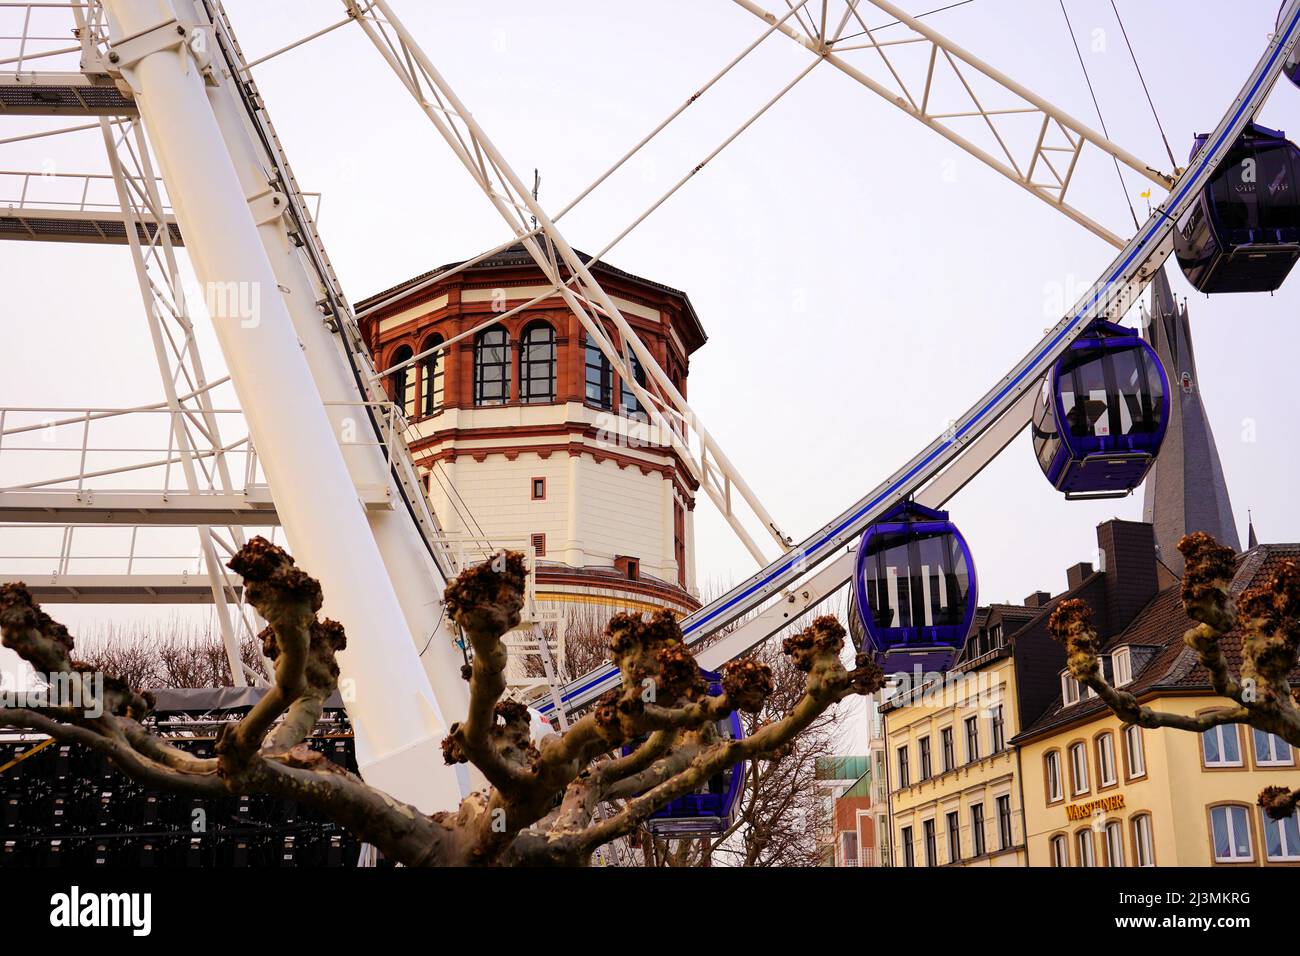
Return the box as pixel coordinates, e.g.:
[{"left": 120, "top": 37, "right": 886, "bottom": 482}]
[
  {"left": 420, "top": 334, "right": 445, "bottom": 416},
  {"left": 474, "top": 327, "right": 511, "bottom": 405},
  {"left": 531, "top": 533, "right": 546, "bottom": 557},
  {"left": 520, "top": 321, "right": 557, "bottom": 404},
  {"left": 531, "top": 477, "right": 546, "bottom": 500},
  {"left": 388, "top": 345, "right": 416, "bottom": 419},
  {"left": 585, "top": 334, "right": 613, "bottom": 409},
  {"left": 620, "top": 348, "right": 648, "bottom": 420}
]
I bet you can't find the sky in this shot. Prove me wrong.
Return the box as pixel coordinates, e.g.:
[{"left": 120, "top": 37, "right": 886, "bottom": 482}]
[{"left": 1, "top": 0, "right": 1299, "bottom": 642}]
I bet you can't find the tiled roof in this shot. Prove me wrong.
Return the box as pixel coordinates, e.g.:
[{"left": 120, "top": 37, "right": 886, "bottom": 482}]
[{"left": 1013, "top": 544, "right": 1300, "bottom": 741}]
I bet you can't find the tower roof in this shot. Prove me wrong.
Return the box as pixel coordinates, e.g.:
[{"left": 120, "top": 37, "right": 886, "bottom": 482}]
[
  {"left": 354, "top": 243, "right": 708, "bottom": 353},
  {"left": 1140, "top": 265, "right": 1240, "bottom": 566}
]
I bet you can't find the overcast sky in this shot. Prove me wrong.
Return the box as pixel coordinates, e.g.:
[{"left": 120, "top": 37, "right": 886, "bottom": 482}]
[{"left": 2, "top": 0, "right": 1298, "bottom": 643}]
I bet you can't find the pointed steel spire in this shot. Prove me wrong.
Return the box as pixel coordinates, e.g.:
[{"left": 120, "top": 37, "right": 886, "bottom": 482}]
[
  {"left": 1141, "top": 266, "right": 1241, "bottom": 569},
  {"left": 1248, "top": 510, "right": 1259, "bottom": 550}
]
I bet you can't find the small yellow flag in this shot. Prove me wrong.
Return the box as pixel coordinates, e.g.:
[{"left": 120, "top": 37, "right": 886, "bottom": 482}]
[{"left": 1139, "top": 189, "right": 1152, "bottom": 199}]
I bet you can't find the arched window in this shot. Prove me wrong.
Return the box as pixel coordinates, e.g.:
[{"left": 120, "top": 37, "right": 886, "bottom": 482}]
[
  {"left": 420, "top": 335, "right": 445, "bottom": 416},
  {"left": 585, "top": 333, "right": 612, "bottom": 409},
  {"left": 389, "top": 345, "right": 416, "bottom": 419},
  {"left": 620, "top": 349, "right": 648, "bottom": 421},
  {"left": 474, "top": 327, "right": 511, "bottom": 406},
  {"left": 519, "top": 322, "right": 556, "bottom": 404}
]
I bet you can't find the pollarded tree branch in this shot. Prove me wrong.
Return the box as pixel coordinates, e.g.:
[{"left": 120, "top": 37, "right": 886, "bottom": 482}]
[{"left": 1049, "top": 531, "right": 1300, "bottom": 825}]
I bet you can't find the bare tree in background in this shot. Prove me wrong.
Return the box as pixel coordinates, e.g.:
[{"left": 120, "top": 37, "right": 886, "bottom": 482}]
[
  {"left": 0, "top": 537, "right": 882, "bottom": 866},
  {"left": 75, "top": 617, "right": 265, "bottom": 689},
  {"left": 1049, "top": 531, "right": 1300, "bottom": 826}
]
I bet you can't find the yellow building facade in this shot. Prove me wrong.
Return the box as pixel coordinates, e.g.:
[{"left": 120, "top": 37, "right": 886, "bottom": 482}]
[
  {"left": 1015, "top": 542, "right": 1300, "bottom": 866},
  {"left": 884, "top": 602, "right": 1049, "bottom": 868}
]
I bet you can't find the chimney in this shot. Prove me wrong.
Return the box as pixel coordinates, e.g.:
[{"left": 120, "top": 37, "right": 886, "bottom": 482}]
[
  {"left": 1023, "top": 590, "right": 1052, "bottom": 609},
  {"left": 1066, "top": 562, "right": 1094, "bottom": 591},
  {"left": 1097, "top": 520, "right": 1159, "bottom": 633}
]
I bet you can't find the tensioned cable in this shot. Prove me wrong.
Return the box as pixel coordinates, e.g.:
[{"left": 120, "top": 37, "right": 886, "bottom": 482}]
[
  {"left": 1109, "top": 0, "right": 1178, "bottom": 171},
  {"left": 831, "top": 0, "right": 978, "bottom": 45},
  {"left": 1059, "top": 0, "right": 1140, "bottom": 231}
]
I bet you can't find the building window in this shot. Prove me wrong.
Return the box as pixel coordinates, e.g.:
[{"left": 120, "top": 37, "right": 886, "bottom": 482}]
[
  {"left": 673, "top": 500, "right": 687, "bottom": 589},
  {"left": 839, "top": 831, "right": 859, "bottom": 867},
  {"left": 1050, "top": 834, "right": 1068, "bottom": 867},
  {"left": 620, "top": 348, "right": 648, "bottom": 420},
  {"left": 388, "top": 345, "right": 416, "bottom": 419},
  {"left": 946, "top": 811, "right": 961, "bottom": 863},
  {"left": 1069, "top": 742, "right": 1089, "bottom": 795},
  {"left": 474, "top": 327, "right": 511, "bottom": 405},
  {"left": 1262, "top": 809, "right": 1300, "bottom": 862},
  {"left": 1045, "top": 750, "right": 1064, "bottom": 803},
  {"left": 970, "top": 804, "right": 985, "bottom": 857},
  {"left": 896, "top": 745, "right": 910, "bottom": 788},
  {"left": 1253, "top": 728, "right": 1294, "bottom": 767},
  {"left": 1112, "top": 647, "right": 1133, "bottom": 686},
  {"left": 420, "top": 335, "right": 445, "bottom": 416},
  {"left": 1075, "top": 829, "right": 1096, "bottom": 867},
  {"left": 531, "top": 477, "right": 546, "bottom": 501},
  {"left": 1125, "top": 725, "right": 1146, "bottom": 779},
  {"left": 990, "top": 705, "right": 1005, "bottom": 753},
  {"left": 519, "top": 321, "right": 556, "bottom": 404},
  {"left": 900, "top": 826, "right": 914, "bottom": 867},
  {"left": 996, "top": 795, "right": 1013, "bottom": 850},
  {"left": 923, "top": 819, "right": 937, "bottom": 867},
  {"left": 1210, "top": 805, "right": 1254, "bottom": 862},
  {"left": 1104, "top": 820, "right": 1124, "bottom": 867},
  {"left": 1133, "top": 813, "right": 1155, "bottom": 867},
  {"left": 940, "top": 727, "right": 955, "bottom": 772},
  {"left": 919, "top": 737, "right": 932, "bottom": 781},
  {"left": 964, "top": 716, "right": 980, "bottom": 763},
  {"left": 530, "top": 533, "right": 546, "bottom": 558},
  {"left": 1097, "top": 732, "right": 1117, "bottom": 787},
  {"left": 584, "top": 334, "right": 613, "bottom": 409},
  {"left": 1202, "top": 724, "right": 1243, "bottom": 768},
  {"left": 1060, "top": 670, "right": 1081, "bottom": 706}
]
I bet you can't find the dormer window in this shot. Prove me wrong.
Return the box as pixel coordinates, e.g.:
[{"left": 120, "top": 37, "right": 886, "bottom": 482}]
[
  {"left": 1112, "top": 647, "right": 1133, "bottom": 687},
  {"left": 1061, "top": 670, "right": 1081, "bottom": 706}
]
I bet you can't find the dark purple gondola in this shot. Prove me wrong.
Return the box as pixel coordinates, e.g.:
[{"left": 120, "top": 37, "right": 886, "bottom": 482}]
[
  {"left": 1174, "top": 122, "right": 1300, "bottom": 293},
  {"left": 849, "top": 501, "right": 976, "bottom": 674},
  {"left": 626, "top": 670, "right": 745, "bottom": 837},
  {"left": 1031, "top": 320, "right": 1168, "bottom": 499}
]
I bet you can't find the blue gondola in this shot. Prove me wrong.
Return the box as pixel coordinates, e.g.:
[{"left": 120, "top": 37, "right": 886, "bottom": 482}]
[
  {"left": 1173, "top": 122, "right": 1300, "bottom": 292},
  {"left": 1031, "top": 320, "right": 1169, "bottom": 499},
  {"left": 626, "top": 670, "right": 745, "bottom": 837},
  {"left": 848, "top": 501, "right": 976, "bottom": 674}
]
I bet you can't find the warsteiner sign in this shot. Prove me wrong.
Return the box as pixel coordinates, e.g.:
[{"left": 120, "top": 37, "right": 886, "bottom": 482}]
[{"left": 1065, "top": 793, "right": 1125, "bottom": 821}]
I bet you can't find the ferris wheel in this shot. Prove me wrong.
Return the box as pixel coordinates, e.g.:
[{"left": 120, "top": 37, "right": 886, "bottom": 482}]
[{"left": 1, "top": 0, "right": 1297, "bottom": 813}]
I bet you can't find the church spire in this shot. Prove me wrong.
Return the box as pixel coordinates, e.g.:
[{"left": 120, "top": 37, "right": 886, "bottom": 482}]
[{"left": 1140, "top": 266, "right": 1241, "bottom": 568}]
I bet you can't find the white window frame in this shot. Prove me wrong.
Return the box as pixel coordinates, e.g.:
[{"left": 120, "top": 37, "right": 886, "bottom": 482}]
[
  {"left": 990, "top": 705, "right": 1006, "bottom": 753},
  {"left": 1202, "top": 725, "right": 1243, "bottom": 768},
  {"left": 1210, "top": 805, "right": 1253, "bottom": 863},
  {"left": 940, "top": 726, "right": 955, "bottom": 772},
  {"left": 1046, "top": 750, "right": 1063, "bottom": 803},
  {"left": 1125, "top": 725, "right": 1146, "bottom": 779},
  {"left": 1069, "top": 742, "right": 1089, "bottom": 795},
  {"left": 1061, "top": 671, "right": 1080, "bottom": 706},
  {"left": 1076, "top": 829, "right": 1095, "bottom": 867},
  {"left": 1051, "top": 834, "right": 1068, "bottom": 867},
  {"left": 1104, "top": 820, "right": 1124, "bottom": 867},
  {"left": 969, "top": 803, "right": 985, "bottom": 857},
  {"left": 1112, "top": 647, "right": 1133, "bottom": 686},
  {"left": 1133, "top": 814, "right": 1155, "bottom": 867},
  {"left": 1253, "top": 728, "right": 1295, "bottom": 767},
  {"left": 1261, "top": 809, "right": 1300, "bottom": 862},
  {"left": 1098, "top": 733, "right": 1117, "bottom": 787}
]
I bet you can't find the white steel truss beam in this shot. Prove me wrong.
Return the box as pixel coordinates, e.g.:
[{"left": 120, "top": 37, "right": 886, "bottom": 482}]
[{"left": 732, "top": 0, "right": 1177, "bottom": 249}]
